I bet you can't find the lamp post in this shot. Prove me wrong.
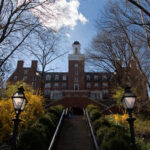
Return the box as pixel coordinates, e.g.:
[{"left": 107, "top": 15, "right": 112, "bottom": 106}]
[
  {"left": 121, "top": 85, "right": 136, "bottom": 150},
  {"left": 11, "top": 86, "right": 27, "bottom": 150}
]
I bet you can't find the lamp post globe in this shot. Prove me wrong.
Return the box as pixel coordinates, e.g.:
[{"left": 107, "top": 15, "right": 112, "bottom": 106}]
[
  {"left": 11, "top": 86, "right": 27, "bottom": 150},
  {"left": 121, "top": 85, "right": 136, "bottom": 111},
  {"left": 121, "top": 85, "right": 136, "bottom": 150}
]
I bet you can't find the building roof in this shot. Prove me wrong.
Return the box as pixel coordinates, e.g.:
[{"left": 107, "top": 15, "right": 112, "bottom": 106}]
[{"left": 73, "top": 41, "right": 80, "bottom": 45}]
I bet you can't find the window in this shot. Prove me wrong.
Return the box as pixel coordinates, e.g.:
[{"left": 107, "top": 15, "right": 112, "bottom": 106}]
[
  {"left": 23, "top": 76, "right": 27, "bottom": 81},
  {"left": 63, "top": 75, "right": 67, "bottom": 80},
  {"left": 75, "top": 64, "right": 78, "bottom": 68},
  {"left": 86, "top": 75, "right": 90, "bottom": 80},
  {"left": 46, "top": 75, "right": 51, "bottom": 81},
  {"left": 24, "top": 70, "right": 28, "bottom": 75},
  {"left": 44, "top": 89, "right": 50, "bottom": 95},
  {"left": 32, "top": 82, "right": 36, "bottom": 88},
  {"left": 75, "top": 71, "right": 78, "bottom": 75},
  {"left": 103, "top": 90, "right": 109, "bottom": 95},
  {"left": 14, "top": 76, "right": 17, "bottom": 81},
  {"left": 86, "top": 83, "right": 91, "bottom": 89},
  {"left": 75, "top": 47, "right": 78, "bottom": 54},
  {"left": 94, "top": 75, "right": 98, "bottom": 81},
  {"left": 45, "top": 83, "right": 51, "bottom": 88},
  {"left": 74, "top": 84, "right": 79, "bottom": 90},
  {"left": 54, "top": 83, "right": 59, "bottom": 88},
  {"left": 102, "top": 75, "right": 107, "bottom": 80},
  {"left": 55, "top": 75, "right": 59, "bottom": 80},
  {"left": 102, "top": 82, "right": 108, "bottom": 88},
  {"left": 90, "top": 91, "right": 102, "bottom": 100},
  {"left": 74, "top": 77, "right": 78, "bottom": 82},
  {"left": 33, "top": 76, "right": 36, "bottom": 81},
  {"left": 94, "top": 83, "right": 99, "bottom": 88},
  {"left": 62, "top": 83, "right": 67, "bottom": 89},
  {"left": 51, "top": 92, "right": 62, "bottom": 99}
]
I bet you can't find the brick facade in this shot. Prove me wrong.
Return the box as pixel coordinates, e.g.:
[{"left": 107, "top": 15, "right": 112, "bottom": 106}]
[{"left": 8, "top": 41, "right": 116, "bottom": 101}]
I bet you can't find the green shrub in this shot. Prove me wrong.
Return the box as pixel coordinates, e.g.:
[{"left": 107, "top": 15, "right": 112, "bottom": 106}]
[
  {"left": 17, "top": 128, "right": 47, "bottom": 150},
  {"left": 89, "top": 109, "right": 102, "bottom": 121},
  {"left": 86, "top": 105, "right": 100, "bottom": 114},
  {"left": 96, "top": 125, "right": 130, "bottom": 146},
  {"left": 101, "top": 137, "right": 131, "bottom": 150},
  {"left": 47, "top": 105, "right": 63, "bottom": 118},
  {"left": 93, "top": 117, "right": 111, "bottom": 131}
]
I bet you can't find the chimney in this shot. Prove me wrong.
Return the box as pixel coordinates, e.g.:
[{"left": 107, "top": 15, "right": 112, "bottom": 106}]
[
  {"left": 17, "top": 60, "right": 24, "bottom": 69},
  {"left": 31, "top": 60, "right": 38, "bottom": 69}
]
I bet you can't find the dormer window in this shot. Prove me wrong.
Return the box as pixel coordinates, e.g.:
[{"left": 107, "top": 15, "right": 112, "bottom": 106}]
[
  {"left": 63, "top": 75, "right": 66, "bottom": 80},
  {"left": 55, "top": 75, "right": 59, "bottom": 80}
]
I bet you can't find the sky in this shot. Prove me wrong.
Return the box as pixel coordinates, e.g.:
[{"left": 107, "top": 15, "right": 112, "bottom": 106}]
[
  {"left": 50, "top": 0, "right": 107, "bottom": 72},
  {"left": 22, "top": 0, "right": 107, "bottom": 72}
]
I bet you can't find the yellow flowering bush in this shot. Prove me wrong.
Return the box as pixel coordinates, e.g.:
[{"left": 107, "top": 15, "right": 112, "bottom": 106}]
[
  {"left": 0, "top": 82, "right": 44, "bottom": 143},
  {"left": 113, "top": 114, "right": 128, "bottom": 126}
]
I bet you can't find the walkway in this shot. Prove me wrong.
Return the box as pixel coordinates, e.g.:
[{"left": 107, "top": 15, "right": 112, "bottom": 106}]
[{"left": 53, "top": 115, "right": 94, "bottom": 150}]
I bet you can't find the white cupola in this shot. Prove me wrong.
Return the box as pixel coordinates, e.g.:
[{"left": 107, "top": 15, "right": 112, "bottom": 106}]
[
  {"left": 72, "top": 41, "right": 81, "bottom": 54},
  {"left": 68, "top": 41, "right": 84, "bottom": 61}
]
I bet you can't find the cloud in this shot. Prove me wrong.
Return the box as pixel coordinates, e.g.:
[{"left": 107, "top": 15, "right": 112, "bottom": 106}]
[
  {"left": 66, "top": 33, "right": 71, "bottom": 38},
  {"left": 31, "top": 0, "right": 88, "bottom": 31}
]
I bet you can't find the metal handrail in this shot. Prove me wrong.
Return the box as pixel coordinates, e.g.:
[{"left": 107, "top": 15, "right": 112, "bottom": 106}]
[
  {"left": 48, "top": 109, "right": 66, "bottom": 150},
  {"left": 84, "top": 109, "right": 99, "bottom": 150}
]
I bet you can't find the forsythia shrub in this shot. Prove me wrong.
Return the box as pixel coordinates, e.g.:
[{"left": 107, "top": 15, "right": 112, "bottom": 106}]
[{"left": 0, "top": 82, "right": 44, "bottom": 143}]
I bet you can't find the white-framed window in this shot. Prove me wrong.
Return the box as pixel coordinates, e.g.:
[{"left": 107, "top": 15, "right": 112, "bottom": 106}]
[
  {"left": 54, "top": 83, "right": 59, "bottom": 88},
  {"left": 103, "top": 89, "right": 109, "bottom": 94},
  {"left": 24, "top": 70, "right": 28, "bottom": 75},
  {"left": 86, "top": 83, "right": 91, "bottom": 89},
  {"left": 14, "top": 76, "right": 17, "bottom": 81},
  {"left": 23, "top": 76, "right": 27, "bottom": 81},
  {"left": 51, "top": 92, "right": 62, "bottom": 99},
  {"left": 102, "top": 75, "right": 107, "bottom": 80},
  {"left": 90, "top": 91, "right": 102, "bottom": 100},
  {"left": 74, "top": 77, "right": 78, "bottom": 82},
  {"left": 74, "top": 84, "right": 79, "bottom": 90},
  {"left": 46, "top": 75, "right": 51, "bottom": 81},
  {"left": 44, "top": 89, "right": 50, "bottom": 95},
  {"left": 63, "top": 75, "right": 67, "bottom": 80},
  {"left": 75, "top": 71, "right": 78, "bottom": 75},
  {"left": 45, "top": 83, "right": 51, "bottom": 88},
  {"left": 75, "top": 64, "right": 78, "bottom": 68},
  {"left": 86, "top": 75, "right": 90, "bottom": 80},
  {"left": 94, "top": 75, "right": 98, "bottom": 81},
  {"left": 55, "top": 75, "right": 59, "bottom": 80},
  {"left": 94, "top": 83, "right": 99, "bottom": 88},
  {"left": 62, "top": 83, "right": 67, "bottom": 89},
  {"left": 102, "top": 82, "right": 108, "bottom": 87}
]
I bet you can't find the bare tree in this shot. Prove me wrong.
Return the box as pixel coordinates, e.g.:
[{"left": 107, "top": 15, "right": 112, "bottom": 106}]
[
  {"left": 0, "top": 0, "right": 59, "bottom": 68},
  {"left": 28, "top": 29, "right": 68, "bottom": 92},
  {"left": 87, "top": 0, "right": 150, "bottom": 101}
]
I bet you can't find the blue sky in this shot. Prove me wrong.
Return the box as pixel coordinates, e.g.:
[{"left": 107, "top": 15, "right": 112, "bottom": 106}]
[
  {"left": 49, "top": 0, "right": 107, "bottom": 72},
  {"left": 14, "top": 0, "right": 107, "bottom": 72}
]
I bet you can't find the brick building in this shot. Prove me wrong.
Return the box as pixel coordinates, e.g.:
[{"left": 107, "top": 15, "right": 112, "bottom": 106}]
[{"left": 8, "top": 41, "right": 116, "bottom": 101}]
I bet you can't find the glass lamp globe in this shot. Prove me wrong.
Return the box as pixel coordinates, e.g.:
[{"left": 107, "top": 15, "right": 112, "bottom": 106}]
[
  {"left": 121, "top": 85, "right": 136, "bottom": 110},
  {"left": 12, "top": 87, "right": 27, "bottom": 114}
]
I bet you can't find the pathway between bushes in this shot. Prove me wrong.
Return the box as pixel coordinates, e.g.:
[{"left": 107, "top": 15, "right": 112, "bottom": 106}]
[{"left": 53, "top": 115, "right": 94, "bottom": 150}]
